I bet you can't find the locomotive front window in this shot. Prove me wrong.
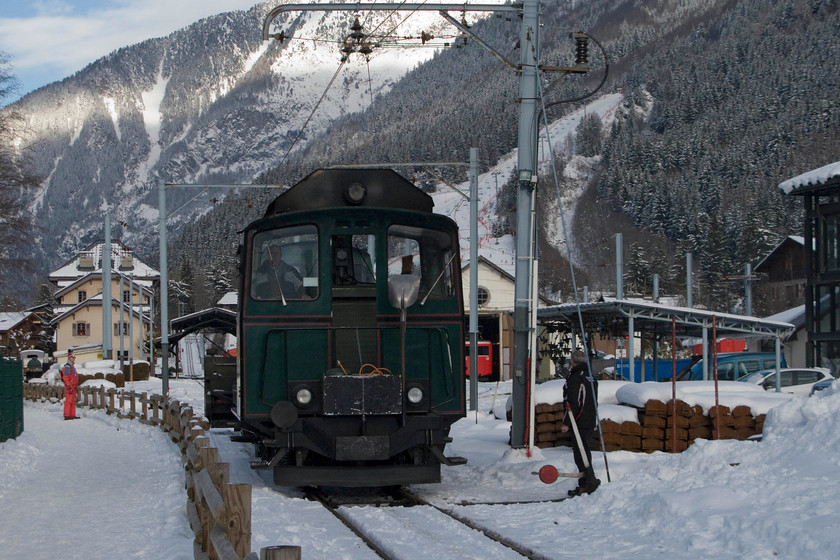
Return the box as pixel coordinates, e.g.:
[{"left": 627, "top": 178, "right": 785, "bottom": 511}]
[
  {"left": 331, "top": 234, "right": 377, "bottom": 285},
  {"left": 387, "top": 225, "right": 456, "bottom": 301},
  {"left": 251, "top": 226, "right": 319, "bottom": 301}
]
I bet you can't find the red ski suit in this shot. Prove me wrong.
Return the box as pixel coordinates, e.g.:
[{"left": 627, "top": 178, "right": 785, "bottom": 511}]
[{"left": 61, "top": 362, "right": 79, "bottom": 419}]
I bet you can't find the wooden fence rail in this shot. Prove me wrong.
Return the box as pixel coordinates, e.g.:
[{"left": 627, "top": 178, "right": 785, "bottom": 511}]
[{"left": 21, "top": 383, "right": 298, "bottom": 560}]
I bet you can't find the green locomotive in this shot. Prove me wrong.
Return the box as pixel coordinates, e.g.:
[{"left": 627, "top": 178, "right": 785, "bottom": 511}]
[{"left": 238, "top": 168, "right": 466, "bottom": 486}]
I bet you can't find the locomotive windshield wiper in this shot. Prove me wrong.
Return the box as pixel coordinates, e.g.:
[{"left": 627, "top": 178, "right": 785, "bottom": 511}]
[
  {"left": 267, "top": 249, "right": 288, "bottom": 306},
  {"left": 420, "top": 251, "right": 459, "bottom": 306}
]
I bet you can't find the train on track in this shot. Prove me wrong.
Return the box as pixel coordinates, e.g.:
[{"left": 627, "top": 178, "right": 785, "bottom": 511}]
[{"left": 231, "top": 168, "right": 467, "bottom": 487}]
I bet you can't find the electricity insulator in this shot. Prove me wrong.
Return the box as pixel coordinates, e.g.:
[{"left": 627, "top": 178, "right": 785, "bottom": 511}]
[
  {"left": 359, "top": 42, "right": 373, "bottom": 56},
  {"left": 420, "top": 31, "right": 433, "bottom": 45},
  {"left": 272, "top": 31, "right": 286, "bottom": 44},
  {"left": 350, "top": 17, "right": 364, "bottom": 40},
  {"left": 574, "top": 34, "right": 589, "bottom": 65}
]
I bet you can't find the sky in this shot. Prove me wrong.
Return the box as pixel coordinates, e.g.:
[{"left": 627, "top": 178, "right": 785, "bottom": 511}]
[
  {"left": 4, "top": 359, "right": 840, "bottom": 559},
  {"left": 0, "top": 0, "right": 260, "bottom": 105}
]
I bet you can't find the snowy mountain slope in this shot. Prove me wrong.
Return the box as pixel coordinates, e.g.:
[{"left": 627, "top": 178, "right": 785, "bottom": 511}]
[
  {"left": 432, "top": 93, "right": 625, "bottom": 276},
  {"left": 9, "top": 1, "right": 506, "bottom": 273}
]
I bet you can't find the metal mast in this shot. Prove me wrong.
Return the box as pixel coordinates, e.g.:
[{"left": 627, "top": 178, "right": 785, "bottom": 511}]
[{"left": 510, "top": 0, "right": 540, "bottom": 449}]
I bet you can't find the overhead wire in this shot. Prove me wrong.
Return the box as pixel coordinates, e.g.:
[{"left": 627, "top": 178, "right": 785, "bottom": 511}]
[
  {"left": 275, "top": 58, "right": 348, "bottom": 168},
  {"left": 535, "top": 55, "right": 612, "bottom": 481},
  {"left": 270, "top": 7, "right": 520, "bottom": 174},
  {"left": 167, "top": 187, "right": 208, "bottom": 219},
  {"left": 272, "top": 1, "right": 426, "bottom": 162},
  {"left": 357, "top": 0, "right": 433, "bottom": 133}
]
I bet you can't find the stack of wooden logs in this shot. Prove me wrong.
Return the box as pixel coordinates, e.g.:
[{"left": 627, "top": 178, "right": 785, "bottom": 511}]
[
  {"left": 534, "top": 399, "right": 766, "bottom": 453},
  {"left": 534, "top": 402, "right": 567, "bottom": 448}
]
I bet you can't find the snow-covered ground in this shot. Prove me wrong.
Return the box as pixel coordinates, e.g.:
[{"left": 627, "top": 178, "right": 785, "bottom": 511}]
[{"left": 3, "top": 374, "right": 840, "bottom": 559}]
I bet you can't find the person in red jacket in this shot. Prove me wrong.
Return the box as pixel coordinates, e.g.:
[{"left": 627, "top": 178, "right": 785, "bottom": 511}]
[{"left": 61, "top": 351, "right": 79, "bottom": 420}]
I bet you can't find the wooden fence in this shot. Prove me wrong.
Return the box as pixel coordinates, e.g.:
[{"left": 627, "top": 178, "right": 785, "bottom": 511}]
[{"left": 23, "top": 383, "right": 301, "bottom": 560}]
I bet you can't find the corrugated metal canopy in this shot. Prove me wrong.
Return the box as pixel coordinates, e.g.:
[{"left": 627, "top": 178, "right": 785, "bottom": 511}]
[
  {"left": 537, "top": 299, "right": 795, "bottom": 340},
  {"left": 156, "top": 307, "right": 237, "bottom": 347}
]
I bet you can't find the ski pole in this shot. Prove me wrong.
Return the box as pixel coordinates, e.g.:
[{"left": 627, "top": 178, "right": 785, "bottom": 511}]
[
  {"left": 588, "top": 375, "right": 612, "bottom": 482},
  {"left": 566, "top": 407, "right": 590, "bottom": 469}
]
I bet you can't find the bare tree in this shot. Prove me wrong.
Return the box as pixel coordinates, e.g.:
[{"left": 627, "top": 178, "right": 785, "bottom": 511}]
[{"left": 0, "top": 52, "right": 42, "bottom": 298}]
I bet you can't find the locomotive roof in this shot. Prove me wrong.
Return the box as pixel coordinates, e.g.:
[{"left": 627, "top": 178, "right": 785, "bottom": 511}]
[{"left": 264, "top": 168, "right": 434, "bottom": 217}]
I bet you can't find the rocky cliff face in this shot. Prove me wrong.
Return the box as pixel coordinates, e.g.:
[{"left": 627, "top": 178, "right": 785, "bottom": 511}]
[{"left": 11, "top": 1, "right": 453, "bottom": 271}]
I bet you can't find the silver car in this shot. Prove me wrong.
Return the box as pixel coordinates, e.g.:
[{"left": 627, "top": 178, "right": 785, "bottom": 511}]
[{"left": 738, "top": 367, "right": 834, "bottom": 396}]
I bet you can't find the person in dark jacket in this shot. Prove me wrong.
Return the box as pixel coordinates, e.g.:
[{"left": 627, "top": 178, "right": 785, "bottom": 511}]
[
  {"left": 561, "top": 349, "right": 600, "bottom": 496},
  {"left": 258, "top": 244, "right": 303, "bottom": 300}
]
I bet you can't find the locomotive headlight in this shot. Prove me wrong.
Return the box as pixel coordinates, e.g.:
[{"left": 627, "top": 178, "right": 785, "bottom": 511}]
[
  {"left": 407, "top": 386, "right": 424, "bottom": 405},
  {"left": 295, "top": 387, "right": 313, "bottom": 407},
  {"left": 344, "top": 182, "right": 367, "bottom": 205}
]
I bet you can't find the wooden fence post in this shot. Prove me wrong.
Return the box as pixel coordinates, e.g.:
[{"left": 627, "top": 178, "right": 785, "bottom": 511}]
[
  {"left": 260, "top": 546, "right": 302, "bottom": 560},
  {"left": 224, "top": 483, "right": 251, "bottom": 559}
]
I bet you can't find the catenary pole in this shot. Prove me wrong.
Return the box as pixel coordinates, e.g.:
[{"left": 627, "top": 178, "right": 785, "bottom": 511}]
[
  {"left": 129, "top": 273, "right": 135, "bottom": 383},
  {"left": 510, "top": 0, "right": 540, "bottom": 449},
  {"left": 102, "top": 216, "right": 112, "bottom": 360},
  {"left": 159, "top": 181, "right": 169, "bottom": 395},
  {"left": 119, "top": 274, "right": 125, "bottom": 371},
  {"left": 469, "top": 148, "right": 479, "bottom": 413}
]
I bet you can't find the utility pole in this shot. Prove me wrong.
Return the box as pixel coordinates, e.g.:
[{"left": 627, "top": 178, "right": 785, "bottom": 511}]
[
  {"left": 159, "top": 181, "right": 169, "bottom": 395},
  {"left": 469, "top": 148, "right": 479, "bottom": 413},
  {"left": 510, "top": 0, "right": 541, "bottom": 449},
  {"left": 102, "top": 216, "right": 113, "bottom": 360}
]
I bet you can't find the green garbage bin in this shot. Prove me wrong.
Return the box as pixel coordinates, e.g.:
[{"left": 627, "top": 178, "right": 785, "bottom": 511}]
[{"left": 0, "top": 359, "right": 24, "bottom": 442}]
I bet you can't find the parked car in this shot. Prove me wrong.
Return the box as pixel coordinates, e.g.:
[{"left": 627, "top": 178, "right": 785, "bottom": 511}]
[
  {"left": 809, "top": 378, "right": 836, "bottom": 396},
  {"left": 738, "top": 367, "right": 833, "bottom": 396},
  {"left": 671, "top": 352, "right": 787, "bottom": 382}
]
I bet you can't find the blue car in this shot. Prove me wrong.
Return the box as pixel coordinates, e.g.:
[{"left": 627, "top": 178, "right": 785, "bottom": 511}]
[
  {"left": 676, "top": 352, "right": 787, "bottom": 382},
  {"left": 809, "top": 378, "right": 835, "bottom": 396}
]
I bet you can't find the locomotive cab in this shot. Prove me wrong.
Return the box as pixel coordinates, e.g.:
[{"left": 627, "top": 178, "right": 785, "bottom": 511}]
[{"left": 239, "top": 169, "right": 466, "bottom": 487}]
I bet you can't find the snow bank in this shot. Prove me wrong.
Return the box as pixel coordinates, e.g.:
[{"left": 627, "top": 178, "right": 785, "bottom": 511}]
[
  {"left": 615, "top": 381, "right": 794, "bottom": 414},
  {"left": 79, "top": 379, "right": 117, "bottom": 389},
  {"left": 534, "top": 379, "right": 640, "bottom": 423},
  {"left": 598, "top": 403, "right": 640, "bottom": 424},
  {"left": 528, "top": 378, "right": 796, "bottom": 424},
  {"left": 534, "top": 378, "right": 630, "bottom": 406}
]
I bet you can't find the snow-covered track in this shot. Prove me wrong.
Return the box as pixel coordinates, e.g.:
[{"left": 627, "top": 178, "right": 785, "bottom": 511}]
[{"left": 303, "top": 487, "right": 552, "bottom": 560}]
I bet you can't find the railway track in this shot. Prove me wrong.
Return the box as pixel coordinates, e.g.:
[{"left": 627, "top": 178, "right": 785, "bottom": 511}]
[{"left": 303, "top": 486, "right": 557, "bottom": 560}]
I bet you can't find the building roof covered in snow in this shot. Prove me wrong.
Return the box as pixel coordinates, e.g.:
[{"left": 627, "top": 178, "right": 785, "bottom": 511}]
[
  {"left": 49, "top": 241, "right": 159, "bottom": 288},
  {"left": 779, "top": 160, "right": 840, "bottom": 194}
]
